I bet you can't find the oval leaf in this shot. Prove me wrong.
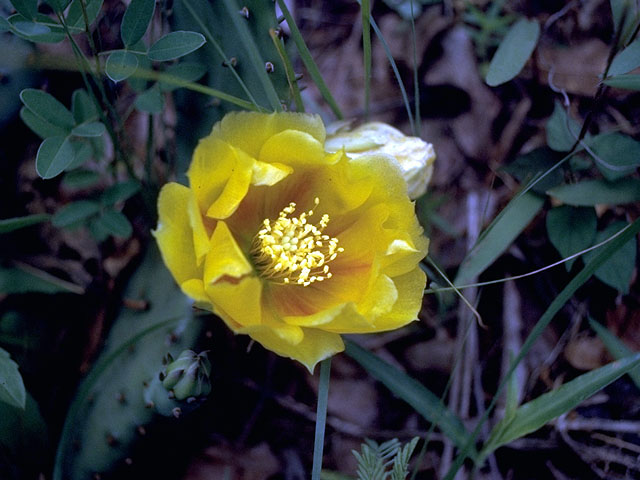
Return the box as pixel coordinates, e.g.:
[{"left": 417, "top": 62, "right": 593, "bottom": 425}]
[
  {"left": 71, "top": 89, "right": 98, "bottom": 123},
  {"left": 20, "top": 107, "right": 68, "bottom": 139},
  {"left": 65, "top": 0, "right": 103, "bottom": 28},
  {"left": 96, "top": 210, "right": 133, "bottom": 238},
  {"left": 547, "top": 178, "right": 640, "bottom": 206},
  {"left": 546, "top": 206, "right": 597, "bottom": 270},
  {"left": 72, "top": 122, "right": 106, "bottom": 137},
  {"left": 604, "top": 73, "right": 640, "bottom": 90},
  {"left": 35, "top": 136, "right": 76, "bottom": 179},
  {"left": 159, "top": 62, "right": 207, "bottom": 91},
  {"left": 546, "top": 101, "right": 581, "bottom": 152},
  {"left": 62, "top": 170, "right": 102, "bottom": 190},
  {"left": 0, "top": 347, "right": 26, "bottom": 409},
  {"left": 101, "top": 180, "right": 141, "bottom": 205},
  {"left": 583, "top": 221, "right": 636, "bottom": 294},
  {"left": 589, "top": 132, "right": 640, "bottom": 181},
  {"left": 120, "top": 0, "right": 155, "bottom": 47},
  {"left": 609, "top": 38, "right": 640, "bottom": 76},
  {"left": 0, "top": 214, "right": 50, "bottom": 234},
  {"left": 8, "top": 13, "right": 66, "bottom": 43},
  {"left": 486, "top": 18, "right": 540, "bottom": 87},
  {"left": 52, "top": 200, "right": 101, "bottom": 228},
  {"left": 10, "top": 0, "right": 38, "bottom": 20},
  {"left": 105, "top": 50, "right": 139, "bottom": 83},
  {"left": 20, "top": 88, "right": 75, "bottom": 130},
  {"left": 134, "top": 84, "right": 164, "bottom": 113},
  {"left": 589, "top": 318, "right": 640, "bottom": 388},
  {"left": 147, "top": 31, "right": 206, "bottom": 62}
]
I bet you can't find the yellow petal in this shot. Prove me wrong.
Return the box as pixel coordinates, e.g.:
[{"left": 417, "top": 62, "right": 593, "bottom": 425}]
[
  {"left": 153, "top": 183, "right": 200, "bottom": 285},
  {"left": 205, "top": 148, "right": 254, "bottom": 219},
  {"left": 246, "top": 326, "right": 344, "bottom": 373},
  {"left": 205, "top": 275, "right": 263, "bottom": 327},
  {"left": 355, "top": 273, "right": 398, "bottom": 318},
  {"left": 372, "top": 267, "right": 426, "bottom": 331},
  {"left": 259, "top": 130, "right": 327, "bottom": 166},
  {"left": 181, "top": 278, "right": 212, "bottom": 310},
  {"left": 282, "top": 302, "right": 373, "bottom": 332},
  {"left": 211, "top": 111, "right": 326, "bottom": 158},
  {"left": 203, "top": 221, "right": 253, "bottom": 284},
  {"left": 188, "top": 137, "right": 237, "bottom": 212},
  {"left": 252, "top": 161, "right": 292, "bottom": 186},
  {"left": 188, "top": 193, "right": 211, "bottom": 266}
]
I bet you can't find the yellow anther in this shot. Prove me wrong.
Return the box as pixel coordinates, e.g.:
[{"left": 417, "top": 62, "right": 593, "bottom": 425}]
[{"left": 251, "top": 199, "right": 343, "bottom": 286}]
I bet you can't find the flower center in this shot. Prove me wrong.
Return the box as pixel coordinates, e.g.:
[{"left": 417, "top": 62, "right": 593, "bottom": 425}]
[{"left": 251, "top": 198, "right": 344, "bottom": 286}]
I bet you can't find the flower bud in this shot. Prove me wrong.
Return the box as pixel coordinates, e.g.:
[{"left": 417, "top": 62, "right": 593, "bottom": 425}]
[
  {"left": 325, "top": 121, "right": 436, "bottom": 199},
  {"left": 161, "top": 350, "right": 211, "bottom": 401}
]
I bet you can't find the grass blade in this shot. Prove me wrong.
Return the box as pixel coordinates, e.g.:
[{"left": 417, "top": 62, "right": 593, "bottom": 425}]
[
  {"left": 345, "top": 340, "right": 477, "bottom": 460},
  {"left": 455, "top": 191, "right": 544, "bottom": 286},
  {"left": 269, "top": 28, "right": 304, "bottom": 112},
  {"left": 361, "top": 0, "right": 371, "bottom": 120},
  {"left": 275, "top": 0, "right": 343, "bottom": 119},
  {"left": 481, "top": 353, "right": 640, "bottom": 457},
  {"left": 589, "top": 318, "right": 640, "bottom": 388}
]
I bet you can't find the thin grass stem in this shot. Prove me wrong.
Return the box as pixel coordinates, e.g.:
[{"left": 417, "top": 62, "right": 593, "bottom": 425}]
[
  {"left": 361, "top": 0, "right": 371, "bottom": 120},
  {"left": 269, "top": 28, "right": 305, "bottom": 112},
  {"left": 311, "top": 357, "right": 332, "bottom": 480}
]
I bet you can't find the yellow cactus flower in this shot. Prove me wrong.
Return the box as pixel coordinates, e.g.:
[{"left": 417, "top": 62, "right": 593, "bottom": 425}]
[
  {"left": 154, "top": 112, "right": 429, "bottom": 372},
  {"left": 325, "top": 121, "right": 436, "bottom": 199}
]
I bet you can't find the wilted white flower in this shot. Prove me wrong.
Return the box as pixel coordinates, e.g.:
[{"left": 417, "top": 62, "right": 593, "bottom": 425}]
[{"left": 325, "top": 121, "right": 436, "bottom": 199}]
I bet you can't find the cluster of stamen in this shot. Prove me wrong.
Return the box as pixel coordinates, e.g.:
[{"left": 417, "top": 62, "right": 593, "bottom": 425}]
[{"left": 251, "top": 198, "right": 344, "bottom": 286}]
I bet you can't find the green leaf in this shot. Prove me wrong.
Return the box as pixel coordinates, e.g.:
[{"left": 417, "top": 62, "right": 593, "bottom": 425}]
[
  {"left": 61, "top": 170, "right": 101, "bottom": 190},
  {"left": 589, "top": 318, "right": 640, "bottom": 389},
  {"left": 147, "top": 30, "right": 206, "bottom": 61},
  {"left": 35, "top": 136, "right": 76, "bottom": 179},
  {"left": 344, "top": 340, "right": 477, "bottom": 460},
  {"left": 546, "top": 206, "right": 597, "bottom": 270},
  {"left": 604, "top": 73, "right": 640, "bottom": 90},
  {"left": 502, "top": 147, "right": 564, "bottom": 193},
  {"left": 0, "top": 393, "right": 48, "bottom": 463},
  {"left": 0, "top": 214, "right": 50, "bottom": 234},
  {"left": 547, "top": 178, "right": 640, "bottom": 206},
  {"left": 52, "top": 200, "right": 101, "bottom": 228},
  {"left": 8, "top": 13, "right": 66, "bottom": 43},
  {"left": 485, "top": 18, "right": 540, "bottom": 86},
  {"left": 95, "top": 210, "right": 133, "bottom": 238},
  {"left": 0, "top": 17, "right": 11, "bottom": 32},
  {"left": 0, "top": 347, "right": 26, "bottom": 409},
  {"left": 546, "top": 101, "right": 581, "bottom": 152},
  {"left": 71, "top": 89, "right": 98, "bottom": 123},
  {"left": 20, "top": 107, "right": 68, "bottom": 139},
  {"left": 443, "top": 217, "right": 640, "bottom": 480},
  {"left": 20, "top": 88, "right": 75, "bottom": 130},
  {"left": 610, "top": 0, "right": 639, "bottom": 44},
  {"left": 101, "top": 180, "right": 141, "bottom": 205},
  {"left": 71, "top": 121, "right": 105, "bottom": 137},
  {"left": 105, "top": 50, "right": 139, "bottom": 83},
  {"left": 583, "top": 221, "right": 636, "bottom": 293},
  {"left": 455, "top": 191, "right": 545, "bottom": 285},
  {"left": 589, "top": 132, "right": 640, "bottom": 181},
  {"left": 159, "top": 62, "right": 207, "bottom": 91},
  {"left": 609, "top": 38, "right": 640, "bottom": 76},
  {"left": 65, "top": 140, "right": 93, "bottom": 170},
  {"left": 120, "top": 0, "right": 155, "bottom": 47},
  {"left": 134, "top": 84, "right": 164, "bottom": 113},
  {"left": 10, "top": 0, "right": 38, "bottom": 20},
  {"left": 65, "top": 0, "right": 103, "bottom": 28},
  {"left": 482, "top": 353, "right": 640, "bottom": 457},
  {"left": 12, "top": 20, "right": 50, "bottom": 36},
  {"left": 0, "top": 265, "right": 84, "bottom": 294}
]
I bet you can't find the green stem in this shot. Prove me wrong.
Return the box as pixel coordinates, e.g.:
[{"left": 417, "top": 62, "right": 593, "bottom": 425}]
[
  {"left": 311, "top": 357, "right": 332, "bottom": 480},
  {"left": 269, "top": 28, "right": 305, "bottom": 112},
  {"left": 361, "top": 0, "right": 371, "bottom": 120}
]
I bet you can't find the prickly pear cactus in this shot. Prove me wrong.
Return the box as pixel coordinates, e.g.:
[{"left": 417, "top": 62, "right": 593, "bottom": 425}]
[
  {"left": 171, "top": 0, "right": 292, "bottom": 174},
  {"left": 53, "top": 246, "right": 209, "bottom": 479}
]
